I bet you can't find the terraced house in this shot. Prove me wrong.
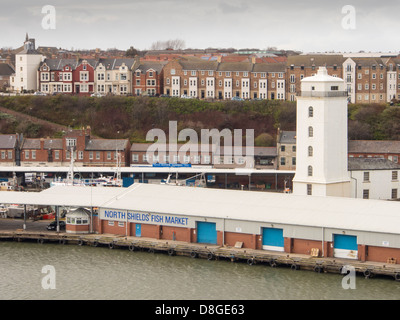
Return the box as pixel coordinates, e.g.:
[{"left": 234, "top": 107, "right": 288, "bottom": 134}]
[
  {"left": 16, "top": 127, "right": 130, "bottom": 167},
  {"left": 162, "top": 56, "right": 286, "bottom": 100},
  {"left": 286, "top": 55, "right": 344, "bottom": 101},
  {"left": 132, "top": 59, "right": 166, "bottom": 97},
  {"left": 94, "top": 58, "right": 135, "bottom": 95},
  {"left": 343, "top": 57, "right": 388, "bottom": 104}
]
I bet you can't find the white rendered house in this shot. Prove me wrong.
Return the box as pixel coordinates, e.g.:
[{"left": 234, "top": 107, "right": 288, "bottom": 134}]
[{"left": 11, "top": 37, "right": 44, "bottom": 93}]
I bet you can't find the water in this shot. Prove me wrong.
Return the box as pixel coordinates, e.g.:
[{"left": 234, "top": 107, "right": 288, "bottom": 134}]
[{"left": 1, "top": 241, "right": 400, "bottom": 300}]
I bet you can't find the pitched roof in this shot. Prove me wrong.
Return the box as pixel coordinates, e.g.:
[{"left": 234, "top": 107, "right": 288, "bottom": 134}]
[
  {"left": 0, "top": 135, "right": 17, "bottom": 149},
  {"left": 178, "top": 58, "right": 218, "bottom": 71},
  {"left": 0, "top": 63, "right": 15, "bottom": 76},
  {"left": 252, "top": 63, "right": 286, "bottom": 73},
  {"left": 287, "top": 54, "right": 345, "bottom": 67},
  {"left": 98, "top": 58, "right": 136, "bottom": 70},
  {"left": 40, "top": 59, "right": 79, "bottom": 70},
  {"left": 348, "top": 140, "right": 400, "bottom": 154},
  {"left": 348, "top": 157, "right": 400, "bottom": 170},
  {"left": 134, "top": 61, "right": 167, "bottom": 73},
  {"left": 217, "top": 62, "right": 253, "bottom": 72},
  {"left": 278, "top": 131, "right": 296, "bottom": 144},
  {"left": 85, "top": 139, "right": 129, "bottom": 151},
  {"left": 21, "top": 139, "right": 40, "bottom": 149},
  {"left": 350, "top": 57, "right": 386, "bottom": 67},
  {"left": 44, "top": 139, "right": 63, "bottom": 150}
]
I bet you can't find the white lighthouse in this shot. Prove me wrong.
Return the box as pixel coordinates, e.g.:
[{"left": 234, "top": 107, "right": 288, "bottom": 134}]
[{"left": 292, "top": 67, "right": 351, "bottom": 197}]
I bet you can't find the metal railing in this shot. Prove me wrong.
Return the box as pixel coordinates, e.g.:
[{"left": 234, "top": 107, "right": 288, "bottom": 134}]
[{"left": 299, "top": 91, "right": 348, "bottom": 97}]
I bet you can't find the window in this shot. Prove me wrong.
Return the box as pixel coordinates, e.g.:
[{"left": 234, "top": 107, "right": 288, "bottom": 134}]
[
  {"left": 308, "top": 126, "right": 313, "bottom": 137},
  {"left": 308, "top": 106, "right": 313, "bottom": 117},
  {"left": 308, "top": 146, "right": 313, "bottom": 157},
  {"left": 66, "top": 138, "right": 77, "bottom": 148},
  {"left": 280, "top": 157, "right": 286, "bottom": 166},
  {"left": 363, "top": 172, "right": 370, "bottom": 182},
  {"left": 132, "top": 154, "right": 139, "bottom": 162},
  {"left": 281, "top": 146, "right": 285, "bottom": 152},
  {"left": 392, "top": 189, "right": 398, "bottom": 199},
  {"left": 392, "top": 171, "right": 398, "bottom": 181},
  {"left": 96, "top": 151, "right": 100, "bottom": 160},
  {"left": 308, "top": 166, "right": 313, "bottom": 176},
  {"left": 89, "top": 152, "right": 93, "bottom": 160},
  {"left": 307, "top": 184, "right": 312, "bottom": 195},
  {"left": 363, "top": 189, "right": 369, "bottom": 199}
]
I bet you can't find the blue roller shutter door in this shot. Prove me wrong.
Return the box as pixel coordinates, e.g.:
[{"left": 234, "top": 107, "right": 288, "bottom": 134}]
[
  {"left": 262, "top": 227, "right": 284, "bottom": 252},
  {"left": 333, "top": 234, "right": 358, "bottom": 259},
  {"left": 197, "top": 222, "right": 217, "bottom": 244}
]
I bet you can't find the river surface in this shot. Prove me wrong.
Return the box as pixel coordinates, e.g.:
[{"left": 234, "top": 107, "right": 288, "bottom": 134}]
[{"left": 1, "top": 241, "right": 400, "bottom": 300}]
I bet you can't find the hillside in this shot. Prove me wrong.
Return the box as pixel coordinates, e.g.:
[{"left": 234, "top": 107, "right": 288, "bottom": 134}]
[
  {"left": 0, "top": 95, "right": 398, "bottom": 144},
  {"left": 0, "top": 95, "right": 296, "bottom": 146}
]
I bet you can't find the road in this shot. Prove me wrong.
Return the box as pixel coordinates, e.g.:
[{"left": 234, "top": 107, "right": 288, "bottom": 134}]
[{"left": 0, "top": 218, "right": 59, "bottom": 233}]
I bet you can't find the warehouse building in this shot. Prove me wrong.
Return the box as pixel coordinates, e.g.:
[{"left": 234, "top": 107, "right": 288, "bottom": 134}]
[{"left": 1, "top": 183, "right": 400, "bottom": 264}]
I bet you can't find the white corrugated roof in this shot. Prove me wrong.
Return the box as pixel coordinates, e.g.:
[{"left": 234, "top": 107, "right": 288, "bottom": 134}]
[{"left": 0, "top": 184, "right": 399, "bottom": 235}]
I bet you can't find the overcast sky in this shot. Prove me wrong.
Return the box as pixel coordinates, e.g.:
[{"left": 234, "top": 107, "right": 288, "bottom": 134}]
[{"left": 1, "top": 0, "right": 400, "bottom": 53}]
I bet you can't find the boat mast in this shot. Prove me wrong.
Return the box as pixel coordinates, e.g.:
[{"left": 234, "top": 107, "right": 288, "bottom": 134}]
[{"left": 66, "top": 146, "right": 75, "bottom": 185}]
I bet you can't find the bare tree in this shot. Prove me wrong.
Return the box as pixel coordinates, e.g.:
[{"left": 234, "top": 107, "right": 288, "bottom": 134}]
[{"left": 150, "top": 39, "right": 186, "bottom": 50}]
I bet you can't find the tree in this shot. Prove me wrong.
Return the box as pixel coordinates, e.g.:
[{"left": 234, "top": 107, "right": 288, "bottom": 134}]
[
  {"left": 150, "top": 39, "right": 185, "bottom": 50},
  {"left": 126, "top": 46, "right": 139, "bottom": 57}
]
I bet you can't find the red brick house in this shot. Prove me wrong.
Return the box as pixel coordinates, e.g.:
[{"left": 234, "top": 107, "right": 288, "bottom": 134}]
[
  {"left": 0, "top": 134, "right": 20, "bottom": 166},
  {"left": 348, "top": 140, "right": 400, "bottom": 163},
  {"left": 72, "top": 59, "right": 97, "bottom": 95},
  {"left": 132, "top": 60, "right": 166, "bottom": 96},
  {"left": 18, "top": 127, "right": 130, "bottom": 167},
  {"left": 38, "top": 59, "right": 76, "bottom": 94}
]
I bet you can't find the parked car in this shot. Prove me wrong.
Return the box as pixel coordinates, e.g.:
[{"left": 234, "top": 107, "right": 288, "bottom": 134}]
[
  {"left": 180, "top": 94, "right": 193, "bottom": 99},
  {"left": 90, "top": 92, "right": 104, "bottom": 97},
  {"left": 231, "top": 96, "right": 244, "bottom": 101},
  {"left": 46, "top": 220, "right": 66, "bottom": 231},
  {"left": 33, "top": 91, "right": 47, "bottom": 96}
]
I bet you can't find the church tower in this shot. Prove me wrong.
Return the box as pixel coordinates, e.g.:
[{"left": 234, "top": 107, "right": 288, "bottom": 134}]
[{"left": 292, "top": 67, "right": 351, "bottom": 197}]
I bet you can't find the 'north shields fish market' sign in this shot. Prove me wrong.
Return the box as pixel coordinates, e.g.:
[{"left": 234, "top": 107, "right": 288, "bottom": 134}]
[{"left": 100, "top": 209, "right": 189, "bottom": 226}]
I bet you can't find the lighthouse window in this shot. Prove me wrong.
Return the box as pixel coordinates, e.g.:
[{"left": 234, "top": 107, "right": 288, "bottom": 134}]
[
  {"left": 308, "top": 146, "right": 313, "bottom": 157},
  {"left": 308, "top": 106, "right": 313, "bottom": 117},
  {"left": 308, "top": 166, "right": 313, "bottom": 176},
  {"left": 308, "top": 126, "right": 313, "bottom": 137}
]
